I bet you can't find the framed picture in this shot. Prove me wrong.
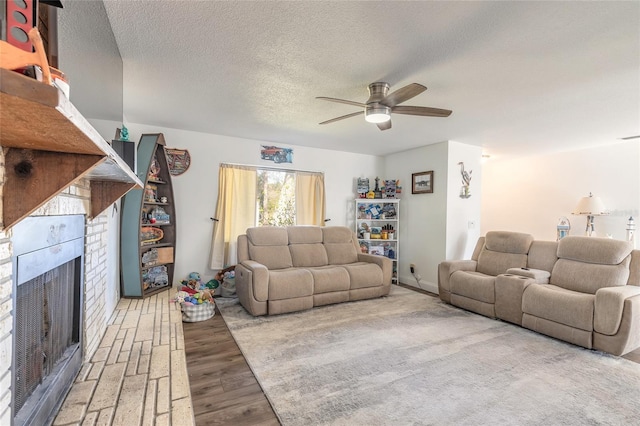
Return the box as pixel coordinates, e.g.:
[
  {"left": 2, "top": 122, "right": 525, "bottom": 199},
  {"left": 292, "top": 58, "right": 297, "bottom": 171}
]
[
  {"left": 412, "top": 171, "right": 433, "bottom": 194},
  {"left": 369, "top": 246, "right": 385, "bottom": 256}
]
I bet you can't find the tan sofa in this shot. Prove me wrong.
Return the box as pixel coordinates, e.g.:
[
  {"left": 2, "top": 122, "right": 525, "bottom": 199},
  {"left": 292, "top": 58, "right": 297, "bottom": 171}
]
[
  {"left": 235, "top": 225, "right": 392, "bottom": 316},
  {"left": 439, "top": 231, "right": 640, "bottom": 356}
]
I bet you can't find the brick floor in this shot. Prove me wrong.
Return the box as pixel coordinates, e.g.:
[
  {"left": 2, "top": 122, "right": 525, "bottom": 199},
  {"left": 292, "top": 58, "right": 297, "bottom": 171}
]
[{"left": 54, "top": 290, "right": 194, "bottom": 426}]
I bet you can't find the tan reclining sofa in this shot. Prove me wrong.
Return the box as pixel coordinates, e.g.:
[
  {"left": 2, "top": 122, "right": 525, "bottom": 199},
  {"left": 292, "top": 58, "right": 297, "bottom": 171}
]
[
  {"left": 439, "top": 231, "right": 640, "bottom": 356},
  {"left": 235, "top": 225, "right": 392, "bottom": 316}
]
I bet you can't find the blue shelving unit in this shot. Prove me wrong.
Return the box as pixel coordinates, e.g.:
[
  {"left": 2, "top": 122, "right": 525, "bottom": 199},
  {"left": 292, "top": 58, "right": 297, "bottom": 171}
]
[{"left": 120, "top": 133, "right": 177, "bottom": 298}]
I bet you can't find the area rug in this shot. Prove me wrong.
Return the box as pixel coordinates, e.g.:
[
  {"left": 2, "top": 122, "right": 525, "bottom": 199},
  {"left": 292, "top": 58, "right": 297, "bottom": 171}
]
[{"left": 215, "top": 286, "right": 640, "bottom": 425}]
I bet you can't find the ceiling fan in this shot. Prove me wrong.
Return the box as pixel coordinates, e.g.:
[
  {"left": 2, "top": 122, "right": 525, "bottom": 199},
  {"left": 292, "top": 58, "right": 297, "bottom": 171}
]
[{"left": 317, "top": 82, "right": 452, "bottom": 131}]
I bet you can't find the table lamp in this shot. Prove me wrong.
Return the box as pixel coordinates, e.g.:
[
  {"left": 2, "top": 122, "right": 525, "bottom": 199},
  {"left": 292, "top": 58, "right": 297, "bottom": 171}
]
[{"left": 572, "top": 192, "right": 607, "bottom": 237}]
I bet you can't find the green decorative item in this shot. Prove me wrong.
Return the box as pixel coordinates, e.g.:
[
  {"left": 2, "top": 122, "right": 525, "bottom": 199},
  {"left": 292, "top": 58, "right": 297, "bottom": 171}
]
[
  {"left": 206, "top": 279, "right": 220, "bottom": 289},
  {"left": 120, "top": 124, "right": 129, "bottom": 141}
]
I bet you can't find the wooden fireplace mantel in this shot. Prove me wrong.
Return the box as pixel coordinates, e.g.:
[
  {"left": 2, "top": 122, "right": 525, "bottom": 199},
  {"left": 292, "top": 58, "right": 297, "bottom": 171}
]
[{"left": 0, "top": 69, "right": 143, "bottom": 229}]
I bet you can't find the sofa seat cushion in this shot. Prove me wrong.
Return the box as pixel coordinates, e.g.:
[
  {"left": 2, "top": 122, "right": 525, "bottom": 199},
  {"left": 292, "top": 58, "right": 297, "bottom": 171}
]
[
  {"left": 341, "top": 262, "right": 383, "bottom": 289},
  {"left": 450, "top": 271, "right": 496, "bottom": 304},
  {"left": 307, "top": 266, "right": 350, "bottom": 294},
  {"left": 269, "top": 268, "right": 313, "bottom": 300},
  {"left": 522, "top": 284, "right": 595, "bottom": 331}
]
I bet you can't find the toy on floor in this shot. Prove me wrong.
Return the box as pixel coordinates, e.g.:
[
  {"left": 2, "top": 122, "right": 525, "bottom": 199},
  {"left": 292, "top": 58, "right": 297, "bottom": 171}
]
[
  {"left": 219, "top": 266, "right": 237, "bottom": 298},
  {"left": 206, "top": 265, "right": 235, "bottom": 291},
  {"left": 181, "top": 271, "right": 206, "bottom": 291},
  {"left": 172, "top": 288, "right": 214, "bottom": 306}
]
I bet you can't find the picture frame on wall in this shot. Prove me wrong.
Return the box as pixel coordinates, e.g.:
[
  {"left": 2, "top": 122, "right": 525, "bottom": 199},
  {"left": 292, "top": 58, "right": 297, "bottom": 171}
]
[{"left": 412, "top": 171, "right": 433, "bottom": 194}]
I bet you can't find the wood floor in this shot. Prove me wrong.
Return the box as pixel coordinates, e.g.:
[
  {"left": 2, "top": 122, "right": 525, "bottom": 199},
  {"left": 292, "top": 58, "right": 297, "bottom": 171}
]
[
  {"left": 182, "top": 311, "right": 279, "bottom": 425},
  {"left": 183, "top": 284, "right": 640, "bottom": 425}
]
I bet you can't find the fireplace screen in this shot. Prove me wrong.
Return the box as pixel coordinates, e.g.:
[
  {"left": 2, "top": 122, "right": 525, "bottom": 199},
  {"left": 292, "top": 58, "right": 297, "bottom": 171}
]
[
  {"left": 11, "top": 214, "right": 85, "bottom": 425},
  {"left": 14, "top": 258, "right": 80, "bottom": 414}
]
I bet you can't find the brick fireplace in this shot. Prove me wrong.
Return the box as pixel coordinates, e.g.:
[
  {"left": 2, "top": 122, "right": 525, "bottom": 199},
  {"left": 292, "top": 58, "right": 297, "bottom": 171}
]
[{"left": 0, "top": 148, "right": 119, "bottom": 424}]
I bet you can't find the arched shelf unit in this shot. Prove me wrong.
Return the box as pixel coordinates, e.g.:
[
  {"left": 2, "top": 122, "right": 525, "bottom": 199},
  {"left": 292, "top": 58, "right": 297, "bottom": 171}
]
[{"left": 120, "top": 133, "right": 177, "bottom": 298}]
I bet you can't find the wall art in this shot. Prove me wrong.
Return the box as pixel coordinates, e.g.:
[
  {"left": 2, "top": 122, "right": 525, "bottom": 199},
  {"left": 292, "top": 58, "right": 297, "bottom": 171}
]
[
  {"left": 412, "top": 171, "right": 433, "bottom": 194},
  {"left": 458, "top": 162, "right": 473, "bottom": 198},
  {"left": 165, "top": 148, "right": 191, "bottom": 176},
  {"left": 261, "top": 145, "right": 293, "bottom": 163}
]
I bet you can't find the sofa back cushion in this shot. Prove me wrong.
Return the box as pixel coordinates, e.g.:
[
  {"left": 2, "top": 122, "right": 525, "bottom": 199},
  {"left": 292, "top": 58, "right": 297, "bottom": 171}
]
[
  {"left": 556, "top": 236, "right": 632, "bottom": 265},
  {"left": 246, "top": 227, "right": 293, "bottom": 270},
  {"left": 551, "top": 236, "right": 632, "bottom": 293},
  {"left": 322, "top": 226, "right": 359, "bottom": 265},
  {"left": 476, "top": 231, "right": 534, "bottom": 276},
  {"left": 629, "top": 250, "right": 640, "bottom": 286},
  {"left": 527, "top": 240, "right": 559, "bottom": 272},
  {"left": 287, "top": 226, "right": 329, "bottom": 267},
  {"left": 471, "top": 237, "right": 485, "bottom": 261}
]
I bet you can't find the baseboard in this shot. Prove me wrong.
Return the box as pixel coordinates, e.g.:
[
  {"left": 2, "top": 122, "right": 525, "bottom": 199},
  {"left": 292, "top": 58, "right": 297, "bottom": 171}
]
[{"left": 399, "top": 279, "right": 438, "bottom": 295}]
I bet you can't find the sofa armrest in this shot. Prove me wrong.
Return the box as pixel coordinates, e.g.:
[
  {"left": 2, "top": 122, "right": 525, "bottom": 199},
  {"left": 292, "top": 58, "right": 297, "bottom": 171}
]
[
  {"left": 594, "top": 286, "right": 640, "bottom": 335},
  {"left": 236, "top": 260, "right": 269, "bottom": 302},
  {"left": 358, "top": 253, "right": 392, "bottom": 285},
  {"left": 506, "top": 267, "right": 550, "bottom": 284},
  {"left": 438, "top": 260, "right": 478, "bottom": 302}
]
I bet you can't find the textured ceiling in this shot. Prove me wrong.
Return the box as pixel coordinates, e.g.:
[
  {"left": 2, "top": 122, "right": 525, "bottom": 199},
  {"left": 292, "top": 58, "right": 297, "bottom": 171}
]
[{"left": 102, "top": 1, "right": 639, "bottom": 158}]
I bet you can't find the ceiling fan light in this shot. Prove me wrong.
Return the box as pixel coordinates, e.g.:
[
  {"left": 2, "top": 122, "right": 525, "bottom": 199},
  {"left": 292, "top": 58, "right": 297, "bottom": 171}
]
[{"left": 365, "top": 106, "right": 391, "bottom": 123}]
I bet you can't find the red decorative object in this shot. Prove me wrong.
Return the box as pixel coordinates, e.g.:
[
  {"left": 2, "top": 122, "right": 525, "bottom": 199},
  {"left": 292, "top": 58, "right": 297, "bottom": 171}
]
[{"left": 6, "top": 0, "right": 37, "bottom": 51}]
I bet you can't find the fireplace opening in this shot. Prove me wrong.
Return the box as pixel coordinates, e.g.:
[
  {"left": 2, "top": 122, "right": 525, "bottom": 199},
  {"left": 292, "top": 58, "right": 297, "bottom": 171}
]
[{"left": 11, "top": 215, "right": 85, "bottom": 426}]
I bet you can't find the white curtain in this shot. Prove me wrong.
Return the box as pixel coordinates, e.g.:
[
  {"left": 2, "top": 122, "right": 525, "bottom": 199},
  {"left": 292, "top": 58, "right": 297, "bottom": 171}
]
[
  {"left": 209, "top": 164, "right": 256, "bottom": 269},
  {"left": 296, "top": 171, "right": 326, "bottom": 225},
  {"left": 210, "top": 165, "right": 326, "bottom": 269}
]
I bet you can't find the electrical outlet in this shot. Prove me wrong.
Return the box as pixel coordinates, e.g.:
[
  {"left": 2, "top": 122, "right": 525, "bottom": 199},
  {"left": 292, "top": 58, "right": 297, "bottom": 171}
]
[{"left": 410, "top": 263, "right": 415, "bottom": 273}]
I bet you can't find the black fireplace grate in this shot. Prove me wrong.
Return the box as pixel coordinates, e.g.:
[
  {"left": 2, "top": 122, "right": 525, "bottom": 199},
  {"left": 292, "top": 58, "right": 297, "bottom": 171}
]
[{"left": 14, "top": 260, "right": 79, "bottom": 414}]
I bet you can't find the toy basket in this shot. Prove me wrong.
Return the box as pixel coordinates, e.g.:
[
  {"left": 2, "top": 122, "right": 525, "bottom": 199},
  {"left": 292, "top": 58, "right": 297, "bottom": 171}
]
[{"left": 181, "top": 302, "right": 215, "bottom": 322}]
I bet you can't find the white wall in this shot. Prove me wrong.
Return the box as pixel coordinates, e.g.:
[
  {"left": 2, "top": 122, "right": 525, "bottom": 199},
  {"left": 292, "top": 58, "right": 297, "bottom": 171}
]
[
  {"left": 59, "top": 0, "right": 125, "bottom": 327},
  {"left": 126, "top": 124, "right": 383, "bottom": 283},
  {"left": 383, "top": 141, "right": 483, "bottom": 293},
  {"left": 445, "top": 142, "right": 483, "bottom": 260},
  {"left": 58, "top": 0, "right": 123, "bottom": 122},
  {"left": 384, "top": 142, "right": 449, "bottom": 292},
  {"left": 481, "top": 141, "right": 640, "bottom": 242}
]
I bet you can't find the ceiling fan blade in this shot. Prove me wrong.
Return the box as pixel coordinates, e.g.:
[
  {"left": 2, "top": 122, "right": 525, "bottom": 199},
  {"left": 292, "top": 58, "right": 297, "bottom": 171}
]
[
  {"left": 381, "top": 83, "right": 427, "bottom": 108},
  {"left": 319, "top": 111, "right": 364, "bottom": 125},
  {"left": 316, "top": 97, "right": 367, "bottom": 108},
  {"left": 377, "top": 120, "right": 392, "bottom": 131},
  {"left": 392, "top": 105, "right": 452, "bottom": 117}
]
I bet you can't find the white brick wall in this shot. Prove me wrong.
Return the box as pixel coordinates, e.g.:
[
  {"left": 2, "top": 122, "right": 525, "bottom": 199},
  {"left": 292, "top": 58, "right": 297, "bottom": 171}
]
[
  {"left": 84, "top": 214, "right": 110, "bottom": 358},
  {"left": 0, "top": 236, "right": 13, "bottom": 425},
  {"left": 0, "top": 147, "right": 11, "bottom": 424},
  {"left": 0, "top": 158, "right": 114, "bottom": 422}
]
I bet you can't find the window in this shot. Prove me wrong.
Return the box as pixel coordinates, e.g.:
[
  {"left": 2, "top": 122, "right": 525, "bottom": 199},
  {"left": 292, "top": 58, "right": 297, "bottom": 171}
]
[
  {"left": 257, "top": 169, "right": 296, "bottom": 226},
  {"left": 210, "top": 164, "right": 326, "bottom": 268}
]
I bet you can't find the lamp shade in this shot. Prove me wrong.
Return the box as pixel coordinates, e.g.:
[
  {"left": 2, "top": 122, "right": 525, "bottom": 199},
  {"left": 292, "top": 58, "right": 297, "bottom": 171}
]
[{"left": 573, "top": 193, "right": 607, "bottom": 215}]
